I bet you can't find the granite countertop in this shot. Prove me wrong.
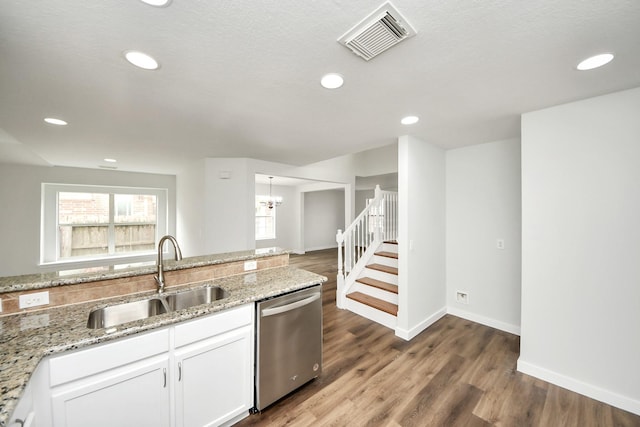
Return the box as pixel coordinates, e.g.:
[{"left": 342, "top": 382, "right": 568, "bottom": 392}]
[
  {"left": 0, "top": 266, "right": 327, "bottom": 427},
  {"left": 0, "top": 247, "right": 287, "bottom": 294}
]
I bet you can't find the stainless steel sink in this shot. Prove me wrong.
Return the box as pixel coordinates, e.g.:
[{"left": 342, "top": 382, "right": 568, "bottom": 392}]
[
  {"left": 165, "top": 285, "right": 228, "bottom": 311},
  {"left": 87, "top": 285, "right": 228, "bottom": 329},
  {"left": 87, "top": 297, "right": 169, "bottom": 329}
]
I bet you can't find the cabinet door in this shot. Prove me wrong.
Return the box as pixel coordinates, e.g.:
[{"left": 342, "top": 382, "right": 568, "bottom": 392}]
[
  {"left": 174, "top": 325, "right": 253, "bottom": 427},
  {"left": 51, "top": 356, "right": 170, "bottom": 427},
  {"left": 8, "top": 380, "right": 34, "bottom": 427}
]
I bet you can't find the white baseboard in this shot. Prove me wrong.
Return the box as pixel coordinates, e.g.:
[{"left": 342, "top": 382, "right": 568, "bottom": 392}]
[
  {"left": 395, "top": 306, "right": 447, "bottom": 341},
  {"left": 447, "top": 306, "right": 521, "bottom": 336},
  {"left": 304, "top": 245, "right": 338, "bottom": 252},
  {"left": 517, "top": 359, "right": 640, "bottom": 416}
]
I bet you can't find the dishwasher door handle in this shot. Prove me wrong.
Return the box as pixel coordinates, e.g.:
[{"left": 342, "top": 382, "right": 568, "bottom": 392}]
[{"left": 261, "top": 293, "right": 320, "bottom": 317}]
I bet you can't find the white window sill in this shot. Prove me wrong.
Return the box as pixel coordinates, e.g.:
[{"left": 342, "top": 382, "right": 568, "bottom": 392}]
[{"left": 39, "top": 252, "right": 157, "bottom": 273}]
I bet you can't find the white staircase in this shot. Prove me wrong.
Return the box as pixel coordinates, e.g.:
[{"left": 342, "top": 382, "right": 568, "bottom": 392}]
[
  {"left": 345, "top": 241, "right": 398, "bottom": 329},
  {"left": 336, "top": 186, "right": 398, "bottom": 330}
]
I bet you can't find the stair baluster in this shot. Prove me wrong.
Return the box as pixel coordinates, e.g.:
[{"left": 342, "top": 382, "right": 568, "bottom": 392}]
[{"left": 336, "top": 185, "right": 398, "bottom": 310}]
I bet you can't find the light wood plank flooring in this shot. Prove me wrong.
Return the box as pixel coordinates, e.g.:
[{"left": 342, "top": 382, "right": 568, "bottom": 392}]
[{"left": 236, "top": 249, "right": 640, "bottom": 427}]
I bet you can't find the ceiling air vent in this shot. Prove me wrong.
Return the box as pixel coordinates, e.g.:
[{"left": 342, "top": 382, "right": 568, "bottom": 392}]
[{"left": 338, "top": 1, "right": 416, "bottom": 61}]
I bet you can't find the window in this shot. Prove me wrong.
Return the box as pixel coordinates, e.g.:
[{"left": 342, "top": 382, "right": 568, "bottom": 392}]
[
  {"left": 41, "top": 184, "right": 168, "bottom": 265},
  {"left": 255, "top": 195, "right": 276, "bottom": 240}
]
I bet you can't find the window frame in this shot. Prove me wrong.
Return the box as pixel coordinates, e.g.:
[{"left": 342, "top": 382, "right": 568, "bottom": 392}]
[
  {"left": 41, "top": 183, "right": 168, "bottom": 267},
  {"left": 255, "top": 195, "right": 276, "bottom": 241}
]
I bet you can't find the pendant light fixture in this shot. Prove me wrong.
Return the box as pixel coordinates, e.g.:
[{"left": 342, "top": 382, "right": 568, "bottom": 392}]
[{"left": 264, "top": 177, "right": 283, "bottom": 209}]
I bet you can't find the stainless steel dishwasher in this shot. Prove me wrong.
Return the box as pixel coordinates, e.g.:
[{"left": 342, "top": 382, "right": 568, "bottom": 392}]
[{"left": 255, "top": 284, "right": 322, "bottom": 411}]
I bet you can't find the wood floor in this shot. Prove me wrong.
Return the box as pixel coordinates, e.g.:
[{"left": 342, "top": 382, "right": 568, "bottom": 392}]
[{"left": 235, "top": 249, "right": 640, "bottom": 427}]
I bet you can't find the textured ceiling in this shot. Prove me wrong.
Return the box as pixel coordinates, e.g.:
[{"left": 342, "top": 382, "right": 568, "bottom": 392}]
[{"left": 1, "top": 0, "right": 639, "bottom": 174}]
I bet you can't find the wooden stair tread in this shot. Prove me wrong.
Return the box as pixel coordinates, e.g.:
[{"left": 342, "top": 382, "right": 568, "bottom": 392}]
[
  {"left": 366, "top": 263, "right": 398, "bottom": 275},
  {"left": 375, "top": 251, "right": 398, "bottom": 259},
  {"left": 356, "top": 277, "right": 398, "bottom": 294},
  {"left": 384, "top": 240, "right": 398, "bottom": 245},
  {"left": 347, "top": 292, "right": 398, "bottom": 316}
]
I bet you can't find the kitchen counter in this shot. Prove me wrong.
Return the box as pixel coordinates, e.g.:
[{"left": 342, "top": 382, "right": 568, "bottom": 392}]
[
  {"left": 0, "top": 247, "right": 287, "bottom": 294},
  {"left": 0, "top": 266, "right": 327, "bottom": 427}
]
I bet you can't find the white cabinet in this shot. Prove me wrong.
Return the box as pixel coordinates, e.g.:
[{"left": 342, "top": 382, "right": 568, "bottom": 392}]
[
  {"left": 44, "top": 304, "right": 253, "bottom": 427},
  {"left": 8, "top": 380, "right": 35, "bottom": 427},
  {"left": 51, "top": 357, "right": 170, "bottom": 427},
  {"left": 49, "top": 329, "right": 170, "bottom": 427},
  {"left": 173, "top": 306, "right": 253, "bottom": 427}
]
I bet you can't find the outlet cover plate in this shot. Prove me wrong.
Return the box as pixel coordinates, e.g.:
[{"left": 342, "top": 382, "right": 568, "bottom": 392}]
[
  {"left": 456, "top": 291, "right": 469, "bottom": 305},
  {"left": 19, "top": 291, "right": 50, "bottom": 309},
  {"left": 244, "top": 260, "right": 257, "bottom": 271}
]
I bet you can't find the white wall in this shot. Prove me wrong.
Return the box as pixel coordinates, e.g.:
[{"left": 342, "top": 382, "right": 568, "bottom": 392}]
[
  {"left": 176, "top": 159, "right": 205, "bottom": 256},
  {"left": 446, "top": 139, "right": 522, "bottom": 335},
  {"left": 519, "top": 87, "right": 640, "bottom": 415},
  {"left": 255, "top": 183, "right": 297, "bottom": 251},
  {"left": 355, "top": 173, "right": 398, "bottom": 192},
  {"left": 303, "top": 189, "right": 345, "bottom": 251},
  {"left": 202, "top": 158, "right": 254, "bottom": 254},
  {"left": 177, "top": 147, "right": 395, "bottom": 257},
  {"left": 354, "top": 143, "right": 398, "bottom": 177},
  {"left": 355, "top": 189, "right": 374, "bottom": 215},
  {"left": 0, "top": 164, "right": 176, "bottom": 276},
  {"left": 397, "top": 135, "right": 446, "bottom": 340}
]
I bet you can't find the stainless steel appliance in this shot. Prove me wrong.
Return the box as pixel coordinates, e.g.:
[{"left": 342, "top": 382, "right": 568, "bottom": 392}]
[{"left": 255, "top": 284, "right": 322, "bottom": 411}]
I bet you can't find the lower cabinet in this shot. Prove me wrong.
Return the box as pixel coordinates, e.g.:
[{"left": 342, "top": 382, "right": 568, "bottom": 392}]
[
  {"left": 51, "top": 356, "right": 171, "bottom": 427},
  {"left": 174, "top": 324, "right": 253, "bottom": 427},
  {"left": 44, "top": 304, "right": 253, "bottom": 427},
  {"left": 8, "top": 378, "right": 35, "bottom": 427}
]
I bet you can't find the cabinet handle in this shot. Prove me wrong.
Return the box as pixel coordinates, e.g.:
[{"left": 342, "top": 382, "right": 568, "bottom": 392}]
[
  {"left": 13, "top": 413, "right": 34, "bottom": 427},
  {"left": 163, "top": 368, "right": 167, "bottom": 388},
  {"left": 178, "top": 362, "right": 182, "bottom": 381}
]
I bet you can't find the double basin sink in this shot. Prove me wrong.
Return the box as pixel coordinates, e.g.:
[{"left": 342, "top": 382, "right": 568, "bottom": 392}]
[{"left": 87, "top": 285, "right": 228, "bottom": 329}]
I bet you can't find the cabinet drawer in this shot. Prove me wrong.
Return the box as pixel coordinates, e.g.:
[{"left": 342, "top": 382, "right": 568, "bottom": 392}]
[
  {"left": 174, "top": 304, "right": 252, "bottom": 348},
  {"left": 50, "top": 328, "right": 169, "bottom": 386}
]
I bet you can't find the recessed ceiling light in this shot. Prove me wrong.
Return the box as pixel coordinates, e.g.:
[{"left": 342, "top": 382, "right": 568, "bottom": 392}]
[
  {"left": 124, "top": 50, "right": 159, "bottom": 70},
  {"left": 103, "top": 158, "right": 117, "bottom": 163},
  {"left": 321, "top": 73, "right": 344, "bottom": 89},
  {"left": 401, "top": 116, "right": 419, "bottom": 125},
  {"left": 577, "top": 53, "right": 614, "bottom": 71},
  {"left": 44, "top": 117, "right": 68, "bottom": 126},
  {"left": 139, "top": 0, "right": 171, "bottom": 6}
]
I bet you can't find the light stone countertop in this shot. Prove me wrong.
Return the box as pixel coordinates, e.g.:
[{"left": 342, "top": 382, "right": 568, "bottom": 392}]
[
  {"left": 0, "top": 247, "right": 288, "bottom": 294},
  {"left": 0, "top": 266, "right": 327, "bottom": 427}
]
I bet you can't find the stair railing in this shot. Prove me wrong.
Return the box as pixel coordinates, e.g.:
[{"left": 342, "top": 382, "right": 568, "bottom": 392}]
[{"left": 336, "top": 185, "right": 398, "bottom": 308}]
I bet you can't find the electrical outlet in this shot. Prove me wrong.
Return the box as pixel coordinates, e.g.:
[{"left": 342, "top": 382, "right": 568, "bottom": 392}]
[
  {"left": 456, "top": 291, "right": 469, "bottom": 305},
  {"left": 19, "top": 291, "right": 50, "bottom": 309},
  {"left": 244, "top": 260, "right": 257, "bottom": 271},
  {"left": 0, "top": 297, "right": 3, "bottom": 313},
  {"left": 496, "top": 239, "right": 505, "bottom": 250}
]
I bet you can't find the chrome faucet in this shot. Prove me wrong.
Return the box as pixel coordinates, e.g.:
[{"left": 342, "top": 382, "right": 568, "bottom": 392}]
[{"left": 155, "top": 235, "right": 183, "bottom": 294}]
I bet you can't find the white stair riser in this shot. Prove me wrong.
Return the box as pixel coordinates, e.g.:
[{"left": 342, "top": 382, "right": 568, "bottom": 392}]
[
  {"left": 381, "top": 243, "right": 398, "bottom": 254},
  {"left": 345, "top": 298, "right": 397, "bottom": 330},
  {"left": 351, "top": 283, "right": 398, "bottom": 304},
  {"left": 363, "top": 268, "right": 398, "bottom": 285},
  {"left": 372, "top": 254, "right": 398, "bottom": 268}
]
